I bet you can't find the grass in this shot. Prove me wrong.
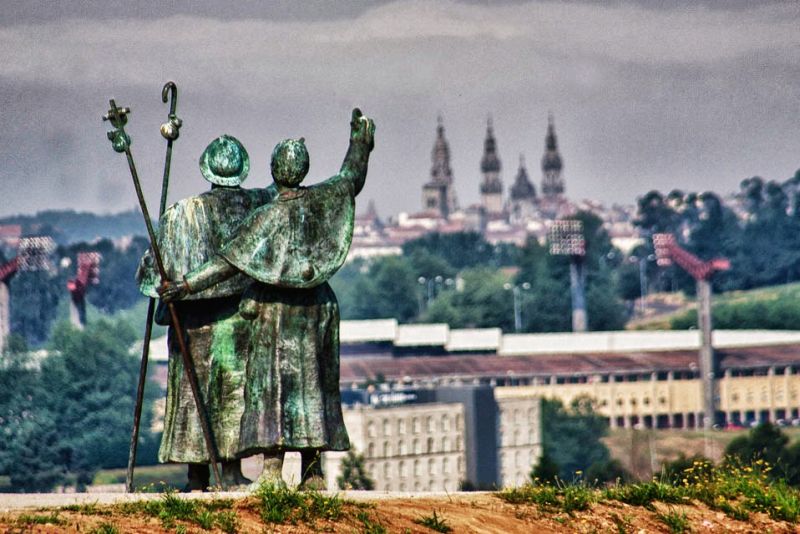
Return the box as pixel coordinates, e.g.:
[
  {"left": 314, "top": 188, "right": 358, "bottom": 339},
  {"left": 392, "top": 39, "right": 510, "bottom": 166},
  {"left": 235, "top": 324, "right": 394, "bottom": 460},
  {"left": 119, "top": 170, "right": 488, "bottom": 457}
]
[
  {"left": 11, "top": 481, "right": 377, "bottom": 533},
  {"left": 413, "top": 509, "right": 452, "bottom": 532},
  {"left": 631, "top": 283, "right": 800, "bottom": 331},
  {"left": 253, "top": 481, "right": 345, "bottom": 525},
  {"left": 602, "top": 481, "right": 685, "bottom": 510},
  {"left": 499, "top": 481, "right": 593, "bottom": 514},
  {"left": 16, "top": 511, "right": 67, "bottom": 526},
  {"left": 115, "top": 491, "right": 238, "bottom": 531},
  {"left": 61, "top": 502, "right": 111, "bottom": 516},
  {"left": 499, "top": 459, "right": 800, "bottom": 528},
  {"left": 656, "top": 508, "right": 689, "bottom": 533},
  {"left": 357, "top": 510, "right": 388, "bottom": 534},
  {"left": 88, "top": 523, "right": 121, "bottom": 534}
]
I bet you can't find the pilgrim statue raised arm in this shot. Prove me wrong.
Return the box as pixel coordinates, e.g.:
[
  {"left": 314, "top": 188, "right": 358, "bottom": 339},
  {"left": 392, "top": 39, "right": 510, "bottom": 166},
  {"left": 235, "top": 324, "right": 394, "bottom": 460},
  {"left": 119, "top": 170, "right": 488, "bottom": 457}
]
[{"left": 160, "top": 108, "right": 375, "bottom": 488}]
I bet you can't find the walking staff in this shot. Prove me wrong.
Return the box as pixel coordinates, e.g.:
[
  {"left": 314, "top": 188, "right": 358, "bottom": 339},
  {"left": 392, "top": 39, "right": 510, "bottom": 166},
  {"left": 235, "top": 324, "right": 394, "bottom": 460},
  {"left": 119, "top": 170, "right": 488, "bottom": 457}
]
[
  {"left": 124, "top": 83, "right": 183, "bottom": 493},
  {"left": 103, "top": 97, "right": 223, "bottom": 489}
]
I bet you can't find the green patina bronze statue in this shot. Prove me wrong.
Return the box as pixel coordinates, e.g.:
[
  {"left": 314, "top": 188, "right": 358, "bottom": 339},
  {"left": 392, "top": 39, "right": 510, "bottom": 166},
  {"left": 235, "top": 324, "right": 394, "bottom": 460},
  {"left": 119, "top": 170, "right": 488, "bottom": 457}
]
[
  {"left": 138, "top": 135, "right": 276, "bottom": 490},
  {"left": 159, "top": 109, "right": 375, "bottom": 489}
]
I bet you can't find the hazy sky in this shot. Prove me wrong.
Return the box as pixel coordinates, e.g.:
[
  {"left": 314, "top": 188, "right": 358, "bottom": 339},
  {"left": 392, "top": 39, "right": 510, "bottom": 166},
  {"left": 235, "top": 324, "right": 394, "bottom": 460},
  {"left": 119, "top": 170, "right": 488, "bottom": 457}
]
[{"left": 1, "top": 0, "right": 798, "bottom": 219}]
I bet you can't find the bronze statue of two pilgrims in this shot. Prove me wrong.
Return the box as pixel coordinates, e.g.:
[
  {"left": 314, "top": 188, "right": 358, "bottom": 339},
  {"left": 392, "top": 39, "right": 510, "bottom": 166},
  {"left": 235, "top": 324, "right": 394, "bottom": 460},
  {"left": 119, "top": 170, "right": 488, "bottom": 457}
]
[{"left": 152, "top": 109, "right": 375, "bottom": 489}]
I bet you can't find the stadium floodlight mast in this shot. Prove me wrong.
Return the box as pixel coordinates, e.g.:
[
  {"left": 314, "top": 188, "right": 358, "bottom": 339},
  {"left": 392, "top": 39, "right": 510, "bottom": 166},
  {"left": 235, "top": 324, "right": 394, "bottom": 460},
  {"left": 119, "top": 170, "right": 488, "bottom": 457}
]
[
  {"left": 503, "top": 282, "right": 531, "bottom": 332},
  {"left": 0, "top": 236, "right": 57, "bottom": 354},
  {"left": 549, "top": 219, "right": 587, "bottom": 332},
  {"left": 17, "top": 236, "right": 57, "bottom": 273}
]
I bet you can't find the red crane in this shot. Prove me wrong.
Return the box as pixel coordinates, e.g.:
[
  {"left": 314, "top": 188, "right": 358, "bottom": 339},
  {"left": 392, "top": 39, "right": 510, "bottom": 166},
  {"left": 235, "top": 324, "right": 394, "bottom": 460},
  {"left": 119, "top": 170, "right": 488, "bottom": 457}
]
[
  {"left": 67, "top": 252, "right": 101, "bottom": 328},
  {"left": 0, "top": 257, "right": 18, "bottom": 284},
  {"left": 652, "top": 233, "right": 729, "bottom": 280},
  {"left": 652, "top": 233, "right": 729, "bottom": 432}
]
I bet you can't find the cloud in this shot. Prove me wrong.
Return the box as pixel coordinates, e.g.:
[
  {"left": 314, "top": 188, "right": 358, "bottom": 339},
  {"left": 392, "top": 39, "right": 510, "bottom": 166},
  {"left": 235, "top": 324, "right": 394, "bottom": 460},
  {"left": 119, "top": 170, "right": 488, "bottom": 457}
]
[
  {"left": 1, "top": 1, "right": 797, "bottom": 95},
  {"left": 0, "top": 0, "right": 798, "bottom": 218}
]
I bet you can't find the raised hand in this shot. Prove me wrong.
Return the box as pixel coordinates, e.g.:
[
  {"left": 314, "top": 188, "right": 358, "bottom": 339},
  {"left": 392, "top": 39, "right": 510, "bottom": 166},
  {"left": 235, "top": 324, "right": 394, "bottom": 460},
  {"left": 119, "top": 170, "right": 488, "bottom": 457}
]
[{"left": 350, "top": 108, "right": 375, "bottom": 150}]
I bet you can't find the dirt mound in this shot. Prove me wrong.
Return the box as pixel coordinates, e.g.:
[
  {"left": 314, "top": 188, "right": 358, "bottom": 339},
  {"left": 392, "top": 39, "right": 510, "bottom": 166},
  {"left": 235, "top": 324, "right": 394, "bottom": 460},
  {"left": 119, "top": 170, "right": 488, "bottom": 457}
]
[{"left": 1, "top": 492, "right": 798, "bottom": 533}]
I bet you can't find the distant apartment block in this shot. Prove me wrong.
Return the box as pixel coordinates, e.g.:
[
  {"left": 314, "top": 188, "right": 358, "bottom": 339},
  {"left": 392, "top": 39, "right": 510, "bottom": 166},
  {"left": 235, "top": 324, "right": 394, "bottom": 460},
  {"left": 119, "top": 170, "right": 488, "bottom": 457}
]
[
  {"left": 325, "top": 401, "right": 467, "bottom": 492},
  {"left": 323, "top": 386, "right": 542, "bottom": 491}
]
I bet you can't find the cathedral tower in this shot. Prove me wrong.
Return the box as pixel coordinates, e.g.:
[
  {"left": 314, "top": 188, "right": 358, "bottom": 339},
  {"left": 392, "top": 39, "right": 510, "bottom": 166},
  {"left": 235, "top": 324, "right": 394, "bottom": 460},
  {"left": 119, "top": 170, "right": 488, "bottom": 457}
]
[
  {"left": 422, "top": 116, "right": 458, "bottom": 218},
  {"left": 541, "top": 113, "right": 564, "bottom": 199},
  {"left": 479, "top": 117, "right": 503, "bottom": 215},
  {"left": 509, "top": 154, "right": 537, "bottom": 222}
]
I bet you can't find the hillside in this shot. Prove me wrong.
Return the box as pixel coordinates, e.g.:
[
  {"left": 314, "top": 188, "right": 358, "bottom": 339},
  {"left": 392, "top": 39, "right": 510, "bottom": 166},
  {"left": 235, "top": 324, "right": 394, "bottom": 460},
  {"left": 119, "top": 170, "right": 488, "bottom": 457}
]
[
  {"left": 629, "top": 283, "right": 800, "bottom": 331},
  {"left": 0, "top": 209, "right": 148, "bottom": 244}
]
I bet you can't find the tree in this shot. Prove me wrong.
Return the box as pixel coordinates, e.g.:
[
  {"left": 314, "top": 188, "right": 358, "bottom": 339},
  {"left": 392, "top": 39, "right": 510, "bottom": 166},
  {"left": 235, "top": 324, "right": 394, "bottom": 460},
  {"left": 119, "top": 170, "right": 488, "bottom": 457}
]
[
  {"left": 81, "top": 236, "right": 150, "bottom": 314},
  {"left": 9, "top": 270, "right": 62, "bottom": 347},
  {"left": 0, "top": 319, "right": 160, "bottom": 491},
  {"left": 402, "top": 232, "right": 517, "bottom": 270},
  {"left": 634, "top": 190, "right": 679, "bottom": 235},
  {"left": 724, "top": 422, "right": 789, "bottom": 468},
  {"left": 337, "top": 450, "right": 375, "bottom": 490},
  {"left": 530, "top": 447, "right": 559, "bottom": 484},
  {"left": 424, "top": 268, "right": 514, "bottom": 331},
  {"left": 723, "top": 422, "right": 800, "bottom": 486},
  {"left": 348, "top": 256, "right": 419, "bottom": 321},
  {"left": 539, "top": 396, "right": 612, "bottom": 481}
]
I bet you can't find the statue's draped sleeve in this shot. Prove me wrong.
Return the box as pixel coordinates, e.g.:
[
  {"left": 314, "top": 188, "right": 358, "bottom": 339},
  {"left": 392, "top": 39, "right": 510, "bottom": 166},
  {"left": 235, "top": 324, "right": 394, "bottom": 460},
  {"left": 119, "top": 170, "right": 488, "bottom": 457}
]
[
  {"left": 136, "top": 186, "right": 275, "bottom": 300},
  {"left": 217, "top": 133, "right": 372, "bottom": 289},
  {"left": 219, "top": 178, "right": 355, "bottom": 289}
]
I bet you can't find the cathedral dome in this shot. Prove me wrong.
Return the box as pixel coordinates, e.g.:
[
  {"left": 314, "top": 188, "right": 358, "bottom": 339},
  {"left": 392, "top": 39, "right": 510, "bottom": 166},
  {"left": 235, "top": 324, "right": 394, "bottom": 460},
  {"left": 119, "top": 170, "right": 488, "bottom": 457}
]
[{"left": 511, "top": 155, "right": 536, "bottom": 200}]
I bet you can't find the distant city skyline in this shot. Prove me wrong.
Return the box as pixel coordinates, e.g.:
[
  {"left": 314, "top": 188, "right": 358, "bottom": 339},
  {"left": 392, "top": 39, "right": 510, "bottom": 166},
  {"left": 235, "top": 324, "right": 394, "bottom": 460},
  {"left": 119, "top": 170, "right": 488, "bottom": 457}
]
[{"left": 1, "top": 0, "right": 798, "bottom": 218}]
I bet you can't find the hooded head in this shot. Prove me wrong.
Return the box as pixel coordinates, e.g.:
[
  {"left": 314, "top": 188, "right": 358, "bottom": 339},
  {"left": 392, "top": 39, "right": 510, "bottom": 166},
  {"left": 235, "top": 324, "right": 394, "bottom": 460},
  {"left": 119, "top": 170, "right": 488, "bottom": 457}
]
[{"left": 271, "top": 138, "right": 309, "bottom": 188}]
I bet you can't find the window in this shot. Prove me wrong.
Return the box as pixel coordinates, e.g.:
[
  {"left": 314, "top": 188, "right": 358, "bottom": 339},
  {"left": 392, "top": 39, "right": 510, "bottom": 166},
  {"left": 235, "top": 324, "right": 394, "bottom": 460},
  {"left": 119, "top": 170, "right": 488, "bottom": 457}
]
[
  {"left": 398, "top": 419, "right": 407, "bottom": 435},
  {"left": 383, "top": 441, "right": 390, "bottom": 457},
  {"left": 412, "top": 417, "right": 420, "bottom": 434},
  {"left": 443, "top": 457, "right": 450, "bottom": 474},
  {"left": 367, "top": 421, "right": 376, "bottom": 438},
  {"left": 441, "top": 437, "right": 449, "bottom": 452},
  {"left": 413, "top": 459, "right": 421, "bottom": 477},
  {"left": 413, "top": 438, "right": 421, "bottom": 454},
  {"left": 367, "top": 442, "right": 375, "bottom": 458},
  {"left": 427, "top": 437, "right": 434, "bottom": 453},
  {"left": 382, "top": 419, "right": 391, "bottom": 436},
  {"left": 441, "top": 415, "right": 450, "bottom": 432},
  {"left": 428, "top": 458, "right": 436, "bottom": 475},
  {"left": 427, "top": 416, "right": 434, "bottom": 432},
  {"left": 398, "top": 440, "right": 406, "bottom": 455},
  {"left": 399, "top": 461, "right": 407, "bottom": 478}
]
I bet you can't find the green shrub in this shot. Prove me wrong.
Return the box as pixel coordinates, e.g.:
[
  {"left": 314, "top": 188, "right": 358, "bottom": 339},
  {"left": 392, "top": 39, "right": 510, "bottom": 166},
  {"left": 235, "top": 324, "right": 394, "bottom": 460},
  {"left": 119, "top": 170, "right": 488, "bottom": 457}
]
[{"left": 413, "top": 510, "right": 452, "bottom": 533}]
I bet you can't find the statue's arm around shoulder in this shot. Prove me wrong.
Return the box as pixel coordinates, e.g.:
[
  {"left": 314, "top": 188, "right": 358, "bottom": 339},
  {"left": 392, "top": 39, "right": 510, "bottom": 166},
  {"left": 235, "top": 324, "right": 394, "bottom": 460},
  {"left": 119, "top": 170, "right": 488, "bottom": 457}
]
[{"left": 158, "top": 254, "right": 238, "bottom": 302}]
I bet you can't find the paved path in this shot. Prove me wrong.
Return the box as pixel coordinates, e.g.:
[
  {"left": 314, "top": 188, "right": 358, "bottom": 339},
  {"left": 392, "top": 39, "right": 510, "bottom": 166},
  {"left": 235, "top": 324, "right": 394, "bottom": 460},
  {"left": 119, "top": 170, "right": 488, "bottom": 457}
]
[{"left": 0, "top": 490, "right": 472, "bottom": 513}]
